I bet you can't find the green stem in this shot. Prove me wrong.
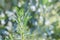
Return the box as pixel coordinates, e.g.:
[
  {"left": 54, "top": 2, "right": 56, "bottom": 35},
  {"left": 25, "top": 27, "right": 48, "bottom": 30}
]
[{"left": 9, "top": 34, "right": 13, "bottom": 40}]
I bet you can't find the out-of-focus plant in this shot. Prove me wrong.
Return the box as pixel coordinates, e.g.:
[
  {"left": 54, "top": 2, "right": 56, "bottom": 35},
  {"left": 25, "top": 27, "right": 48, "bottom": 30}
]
[
  {"left": 14, "top": 6, "right": 32, "bottom": 40},
  {"left": 0, "top": 0, "right": 60, "bottom": 40}
]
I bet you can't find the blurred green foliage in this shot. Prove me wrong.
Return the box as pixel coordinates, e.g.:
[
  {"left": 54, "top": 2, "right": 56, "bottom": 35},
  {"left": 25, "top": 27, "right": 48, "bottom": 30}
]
[{"left": 0, "top": 0, "right": 60, "bottom": 40}]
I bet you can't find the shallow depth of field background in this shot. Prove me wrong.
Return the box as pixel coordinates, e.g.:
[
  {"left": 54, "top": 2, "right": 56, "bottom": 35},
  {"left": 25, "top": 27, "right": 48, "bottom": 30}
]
[{"left": 0, "top": 0, "right": 60, "bottom": 40}]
